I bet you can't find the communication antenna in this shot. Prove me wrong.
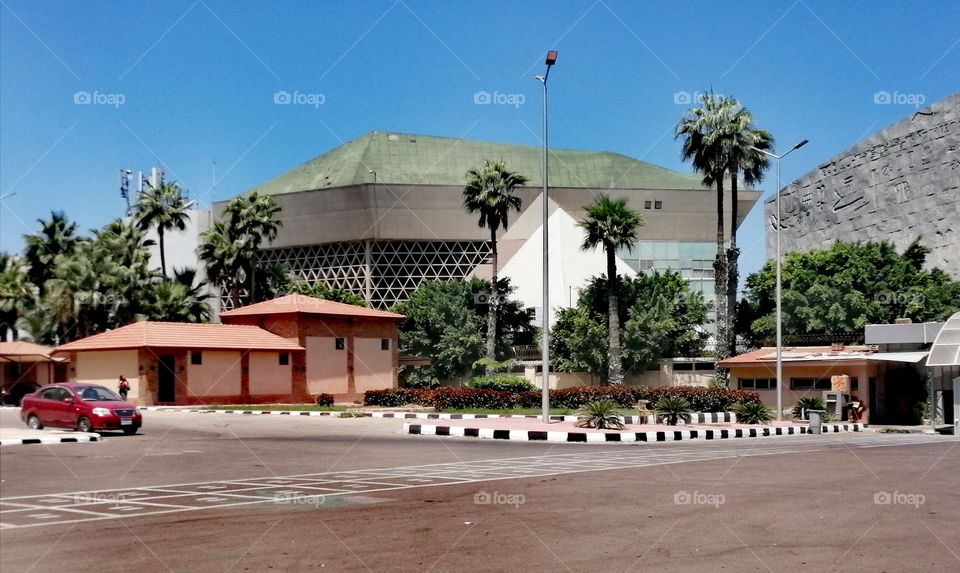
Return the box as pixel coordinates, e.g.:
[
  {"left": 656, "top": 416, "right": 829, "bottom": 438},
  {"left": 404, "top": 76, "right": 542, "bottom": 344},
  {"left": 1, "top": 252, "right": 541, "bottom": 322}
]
[{"left": 120, "top": 169, "right": 133, "bottom": 215}]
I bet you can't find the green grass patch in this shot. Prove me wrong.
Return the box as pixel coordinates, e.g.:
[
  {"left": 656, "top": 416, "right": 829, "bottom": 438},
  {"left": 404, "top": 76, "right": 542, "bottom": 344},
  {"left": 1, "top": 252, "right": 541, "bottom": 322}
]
[{"left": 201, "top": 404, "right": 348, "bottom": 412}]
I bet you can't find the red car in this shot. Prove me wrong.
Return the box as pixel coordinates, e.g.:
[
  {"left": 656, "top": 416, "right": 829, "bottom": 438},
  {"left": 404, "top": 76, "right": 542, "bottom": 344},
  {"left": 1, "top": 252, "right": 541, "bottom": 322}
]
[{"left": 20, "top": 383, "right": 142, "bottom": 435}]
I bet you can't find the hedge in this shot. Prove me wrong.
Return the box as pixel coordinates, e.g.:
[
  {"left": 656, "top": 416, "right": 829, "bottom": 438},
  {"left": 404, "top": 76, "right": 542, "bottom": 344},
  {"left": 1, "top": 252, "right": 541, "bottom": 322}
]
[
  {"left": 363, "top": 385, "right": 760, "bottom": 412},
  {"left": 467, "top": 375, "right": 536, "bottom": 393}
]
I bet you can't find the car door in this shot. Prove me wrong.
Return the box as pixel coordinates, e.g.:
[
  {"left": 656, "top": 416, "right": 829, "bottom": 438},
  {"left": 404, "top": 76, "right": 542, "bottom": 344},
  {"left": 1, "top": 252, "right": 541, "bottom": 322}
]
[
  {"left": 58, "top": 387, "right": 81, "bottom": 428},
  {"left": 35, "top": 387, "right": 64, "bottom": 427}
]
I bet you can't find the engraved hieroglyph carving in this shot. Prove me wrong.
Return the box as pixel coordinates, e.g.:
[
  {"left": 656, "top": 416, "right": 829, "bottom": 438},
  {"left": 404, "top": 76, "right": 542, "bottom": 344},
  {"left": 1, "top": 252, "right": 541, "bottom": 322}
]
[{"left": 766, "top": 93, "right": 960, "bottom": 277}]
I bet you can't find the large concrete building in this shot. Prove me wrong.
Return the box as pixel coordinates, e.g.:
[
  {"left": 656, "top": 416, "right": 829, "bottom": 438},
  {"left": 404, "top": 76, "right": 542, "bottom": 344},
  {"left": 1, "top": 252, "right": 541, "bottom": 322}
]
[
  {"left": 766, "top": 93, "right": 959, "bottom": 276},
  {"left": 221, "top": 131, "right": 761, "bottom": 322}
]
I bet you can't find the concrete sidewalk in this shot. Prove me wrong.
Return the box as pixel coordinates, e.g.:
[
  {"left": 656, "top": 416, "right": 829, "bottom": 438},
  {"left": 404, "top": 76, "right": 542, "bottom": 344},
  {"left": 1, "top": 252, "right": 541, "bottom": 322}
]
[{"left": 0, "top": 426, "right": 101, "bottom": 446}]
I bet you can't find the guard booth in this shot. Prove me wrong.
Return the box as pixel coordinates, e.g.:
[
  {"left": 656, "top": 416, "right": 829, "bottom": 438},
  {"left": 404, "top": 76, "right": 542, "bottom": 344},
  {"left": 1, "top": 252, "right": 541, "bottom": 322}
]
[{"left": 926, "top": 313, "right": 960, "bottom": 433}]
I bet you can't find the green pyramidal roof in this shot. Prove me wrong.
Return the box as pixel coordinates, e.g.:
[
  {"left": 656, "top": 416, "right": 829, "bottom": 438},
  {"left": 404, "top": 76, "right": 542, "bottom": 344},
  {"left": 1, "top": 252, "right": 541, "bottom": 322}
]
[{"left": 249, "top": 131, "right": 707, "bottom": 195}]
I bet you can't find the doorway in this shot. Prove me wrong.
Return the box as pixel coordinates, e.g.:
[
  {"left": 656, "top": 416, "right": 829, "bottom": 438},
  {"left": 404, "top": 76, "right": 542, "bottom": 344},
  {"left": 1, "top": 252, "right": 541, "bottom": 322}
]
[{"left": 158, "top": 356, "right": 176, "bottom": 403}]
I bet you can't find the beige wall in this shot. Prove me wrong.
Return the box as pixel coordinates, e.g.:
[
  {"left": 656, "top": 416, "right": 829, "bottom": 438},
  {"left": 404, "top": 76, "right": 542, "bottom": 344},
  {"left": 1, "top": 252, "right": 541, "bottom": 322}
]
[
  {"left": 249, "top": 352, "right": 292, "bottom": 395},
  {"left": 353, "top": 337, "right": 393, "bottom": 393},
  {"left": 75, "top": 350, "right": 140, "bottom": 399},
  {"left": 186, "top": 351, "right": 241, "bottom": 397},
  {"left": 306, "top": 337, "right": 348, "bottom": 394}
]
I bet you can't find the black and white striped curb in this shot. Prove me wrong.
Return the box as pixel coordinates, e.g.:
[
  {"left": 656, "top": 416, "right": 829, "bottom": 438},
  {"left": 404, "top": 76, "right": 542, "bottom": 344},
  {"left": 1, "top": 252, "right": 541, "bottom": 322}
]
[
  {"left": 404, "top": 423, "right": 868, "bottom": 442},
  {"left": 1, "top": 435, "right": 101, "bottom": 447},
  {"left": 137, "top": 408, "right": 737, "bottom": 424}
]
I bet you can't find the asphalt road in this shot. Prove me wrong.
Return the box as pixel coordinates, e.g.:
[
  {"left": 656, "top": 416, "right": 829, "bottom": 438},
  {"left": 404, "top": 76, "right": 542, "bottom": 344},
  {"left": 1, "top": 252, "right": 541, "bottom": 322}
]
[{"left": 1, "top": 408, "right": 958, "bottom": 572}]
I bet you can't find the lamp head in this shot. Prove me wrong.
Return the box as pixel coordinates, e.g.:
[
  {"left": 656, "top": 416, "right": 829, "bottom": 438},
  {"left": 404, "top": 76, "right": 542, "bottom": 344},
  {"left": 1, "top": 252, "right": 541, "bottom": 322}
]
[{"left": 545, "top": 50, "right": 558, "bottom": 66}]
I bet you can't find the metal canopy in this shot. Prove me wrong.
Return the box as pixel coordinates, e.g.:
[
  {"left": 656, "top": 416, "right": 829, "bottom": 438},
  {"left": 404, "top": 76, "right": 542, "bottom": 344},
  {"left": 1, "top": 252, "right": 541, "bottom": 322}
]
[
  {"left": 864, "top": 351, "right": 930, "bottom": 363},
  {"left": 927, "top": 312, "right": 960, "bottom": 367}
]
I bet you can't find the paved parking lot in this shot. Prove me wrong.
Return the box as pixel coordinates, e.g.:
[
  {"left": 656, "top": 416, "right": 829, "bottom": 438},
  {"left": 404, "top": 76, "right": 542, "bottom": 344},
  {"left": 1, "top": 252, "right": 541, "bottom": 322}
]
[{"left": 1, "top": 408, "right": 958, "bottom": 571}]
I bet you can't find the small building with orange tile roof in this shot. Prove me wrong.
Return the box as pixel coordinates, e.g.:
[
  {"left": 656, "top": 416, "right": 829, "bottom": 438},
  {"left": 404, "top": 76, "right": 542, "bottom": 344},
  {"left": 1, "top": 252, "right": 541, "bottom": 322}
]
[
  {"left": 1, "top": 341, "right": 69, "bottom": 389},
  {"left": 220, "top": 294, "right": 405, "bottom": 402},
  {"left": 55, "top": 322, "right": 303, "bottom": 406}
]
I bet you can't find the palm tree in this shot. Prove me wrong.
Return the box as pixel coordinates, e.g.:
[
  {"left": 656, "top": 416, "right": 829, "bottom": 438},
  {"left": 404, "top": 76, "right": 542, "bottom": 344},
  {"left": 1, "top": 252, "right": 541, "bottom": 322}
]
[
  {"left": 0, "top": 253, "right": 34, "bottom": 340},
  {"left": 223, "top": 192, "right": 282, "bottom": 303},
  {"left": 23, "top": 211, "right": 80, "bottom": 295},
  {"left": 722, "top": 102, "right": 772, "bottom": 357},
  {"left": 197, "top": 220, "right": 245, "bottom": 309},
  {"left": 134, "top": 182, "right": 191, "bottom": 276},
  {"left": 579, "top": 195, "right": 643, "bottom": 385},
  {"left": 145, "top": 268, "right": 210, "bottom": 323},
  {"left": 676, "top": 92, "right": 736, "bottom": 365},
  {"left": 463, "top": 160, "right": 527, "bottom": 362}
]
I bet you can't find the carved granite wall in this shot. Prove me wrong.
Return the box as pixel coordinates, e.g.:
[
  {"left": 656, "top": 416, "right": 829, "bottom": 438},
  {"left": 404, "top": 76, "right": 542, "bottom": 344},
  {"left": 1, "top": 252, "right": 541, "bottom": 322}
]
[{"left": 765, "top": 93, "right": 959, "bottom": 277}]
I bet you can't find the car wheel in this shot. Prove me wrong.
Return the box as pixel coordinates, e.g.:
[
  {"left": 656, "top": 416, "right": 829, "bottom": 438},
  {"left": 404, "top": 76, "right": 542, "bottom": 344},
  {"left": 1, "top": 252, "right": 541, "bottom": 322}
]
[
  {"left": 76, "top": 416, "right": 93, "bottom": 433},
  {"left": 26, "top": 414, "right": 43, "bottom": 430},
  {"left": 122, "top": 427, "right": 138, "bottom": 435}
]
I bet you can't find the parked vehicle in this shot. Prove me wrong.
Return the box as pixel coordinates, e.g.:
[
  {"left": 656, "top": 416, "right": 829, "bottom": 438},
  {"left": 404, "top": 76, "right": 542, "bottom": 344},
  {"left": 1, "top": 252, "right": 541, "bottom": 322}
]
[
  {"left": 20, "top": 383, "right": 142, "bottom": 434},
  {"left": 1, "top": 380, "right": 41, "bottom": 406}
]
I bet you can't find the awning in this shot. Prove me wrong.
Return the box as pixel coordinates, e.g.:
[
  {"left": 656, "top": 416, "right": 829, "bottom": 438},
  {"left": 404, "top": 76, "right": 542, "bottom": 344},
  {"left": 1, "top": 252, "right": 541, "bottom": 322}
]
[{"left": 864, "top": 351, "right": 929, "bottom": 363}]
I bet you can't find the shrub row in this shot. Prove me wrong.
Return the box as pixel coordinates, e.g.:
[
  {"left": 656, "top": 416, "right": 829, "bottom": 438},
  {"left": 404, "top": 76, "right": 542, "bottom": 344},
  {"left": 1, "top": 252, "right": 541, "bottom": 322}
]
[
  {"left": 364, "top": 385, "right": 760, "bottom": 412},
  {"left": 467, "top": 375, "right": 536, "bottom": 393}
]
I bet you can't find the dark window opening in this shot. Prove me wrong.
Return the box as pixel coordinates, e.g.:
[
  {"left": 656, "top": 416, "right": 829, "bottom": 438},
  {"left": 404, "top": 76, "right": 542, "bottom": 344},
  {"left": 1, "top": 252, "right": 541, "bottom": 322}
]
[
  {"left": 191, "top": 352, "right": 202, "bottom": 365},
  {"left": 381, "top": 339, "right": 390, "bottom": 351},
  {"left": 644, "top": 200, "right": 652, "bottom": 209},
  {"left": 279, "top": 353, "right": 289, "bottom": 366},
  {"left": 654, "top": 200, "right": 663, "bottom": 209},
  {"left": 335, "top": 338, "right": 345, "bottom": 350},
  {"left": 790, "top": 378, "right": 831, "bottom": 390}
]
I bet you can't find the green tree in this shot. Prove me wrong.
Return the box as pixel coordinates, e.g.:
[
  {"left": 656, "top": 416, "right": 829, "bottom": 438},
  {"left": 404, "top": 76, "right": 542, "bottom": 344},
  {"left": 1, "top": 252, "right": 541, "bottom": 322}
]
[
  {"left": 134, "top": 182, "right": 191, "bottom": 276},
  {"left": 198, "top": 192, "right": 282, "bottom": 308},
  {"left": 676, "top": 93, "right": 736, "bottom": 369},
  {"left": 23, "top": 211, "right": 80, "bottom": 296},
  {"left": 144, "top": 268, "right": 210, "bottom": 323},
  {"left": 0, "top": 253, "right": 34, "bottom": 340},
  {"left": 720, "top": 101, "right": 772, "bottom": 357},
  {"left": 463, "top": 160, "right": 527, "bottom": 364},
  {"left": 578, "top": 195, "right": 643, "bottom": 385},
  {"left": 738, "top": 240, "right": 960, "bottom": 346},
  {"left": 553, "top": 272, "right": 710, "bottom": 380},
  {"left": 391, "top": 278, "right": 533, "bottom": 385}
]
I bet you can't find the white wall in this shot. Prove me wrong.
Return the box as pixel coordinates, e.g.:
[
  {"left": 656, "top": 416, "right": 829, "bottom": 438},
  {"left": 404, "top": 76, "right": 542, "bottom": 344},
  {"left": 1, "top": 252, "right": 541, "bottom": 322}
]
[
  {"left": 249, "top": 351, "right": 292, "bottom": 395},
  {"left": 306, "top": 337, "right": 348, "bottom": 394},
  {"left": 186, "top": 350, "right": 241, "bottom": 397},
  {"left": 75, "top": 350, "right": 140, "bottom": 399},
  {"left": 353, "top": 337, "right": 393, "bottom": 393}
]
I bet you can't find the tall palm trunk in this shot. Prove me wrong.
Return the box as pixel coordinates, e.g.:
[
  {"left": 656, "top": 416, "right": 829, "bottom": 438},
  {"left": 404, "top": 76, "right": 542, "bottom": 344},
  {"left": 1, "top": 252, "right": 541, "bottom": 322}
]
[
  {"left": 606, "top": 246, "right": 624, "bottom": 385},
  {"left": 158, "top": 227, "right": 167, "bottom": 276},
  {"left": 485, "top": 227, "right": 498, "bottom": 364},
  {"left": 713, "top": 173, "right": 730, "bottom": 377},
  {"left": 727, "top": 172, "right": 740, "bottom": 360}
]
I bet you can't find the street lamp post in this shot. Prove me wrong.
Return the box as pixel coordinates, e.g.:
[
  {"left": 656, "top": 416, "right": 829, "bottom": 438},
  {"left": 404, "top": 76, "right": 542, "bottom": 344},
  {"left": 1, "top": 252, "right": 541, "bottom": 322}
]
[
  {"left": 753, "top": 139, "right": 808, "bottom": 421},
  {"left": 535, "top": 50, "right": 557, "bottom": 423}
]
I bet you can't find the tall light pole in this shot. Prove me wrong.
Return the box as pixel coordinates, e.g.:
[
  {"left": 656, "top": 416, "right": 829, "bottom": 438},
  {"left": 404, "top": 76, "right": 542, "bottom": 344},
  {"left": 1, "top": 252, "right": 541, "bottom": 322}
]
[
  {"left": 753, "top": 139, "right": 808, "bottom": 421},
  {"left": 535, "top": 50, "right": 557, "bottom": 423}
]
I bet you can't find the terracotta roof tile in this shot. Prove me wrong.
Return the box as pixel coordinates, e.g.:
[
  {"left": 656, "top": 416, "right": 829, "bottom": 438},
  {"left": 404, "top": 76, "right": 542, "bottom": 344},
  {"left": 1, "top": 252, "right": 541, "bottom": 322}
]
[
  {"left": 219, "top": 294, "right": 405, "bottom": 320},
  {"left": 53, "top": 322, "right": 303, "bottom": 354}
]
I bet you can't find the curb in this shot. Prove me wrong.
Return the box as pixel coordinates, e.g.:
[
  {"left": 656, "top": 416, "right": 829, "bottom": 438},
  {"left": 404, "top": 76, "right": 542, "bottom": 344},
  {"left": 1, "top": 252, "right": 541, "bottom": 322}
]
[
  {"left": 1, "top": 434, "right": 101, "bottom": 447},
  {"left": 404, "top": 423, "right": 869, "bottom": 442},
  {"left": 137, "top": 408, "right": 737, "bottom": 424}
]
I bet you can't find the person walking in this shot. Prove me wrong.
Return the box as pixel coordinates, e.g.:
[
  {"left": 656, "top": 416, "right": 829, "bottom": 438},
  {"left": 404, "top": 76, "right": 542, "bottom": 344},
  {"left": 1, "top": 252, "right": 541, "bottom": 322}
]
[{"left": 118, "top": 375, "right": 130, "bottom": 400}]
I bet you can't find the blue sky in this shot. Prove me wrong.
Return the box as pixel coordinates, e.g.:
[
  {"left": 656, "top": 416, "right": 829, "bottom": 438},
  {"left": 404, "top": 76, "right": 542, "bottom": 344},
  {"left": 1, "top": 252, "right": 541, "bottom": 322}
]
[{"left": 1, "top": 0, "right": 957, "bottom": 282}]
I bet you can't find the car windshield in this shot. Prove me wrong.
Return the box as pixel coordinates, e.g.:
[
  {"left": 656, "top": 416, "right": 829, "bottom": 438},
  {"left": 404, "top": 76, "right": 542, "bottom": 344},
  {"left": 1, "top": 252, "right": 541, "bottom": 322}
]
[{"left": 77, "top": 386, "right": 122, "bottom": 401}]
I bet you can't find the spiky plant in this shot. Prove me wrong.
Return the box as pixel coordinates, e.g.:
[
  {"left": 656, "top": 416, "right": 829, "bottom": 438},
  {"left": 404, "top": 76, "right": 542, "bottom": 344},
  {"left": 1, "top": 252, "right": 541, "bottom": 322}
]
[
  {"left": 733, "top": 401, "right": 774, "bottom": 424},
  {"left": 575, "top": 399, "right": 625, "bottom": 430},
  {"left": 791, "top": 397, "right": 826, "bottom": 420},
  {"left": 654, "top": 396, "right": 693, "bottom": 425}
]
